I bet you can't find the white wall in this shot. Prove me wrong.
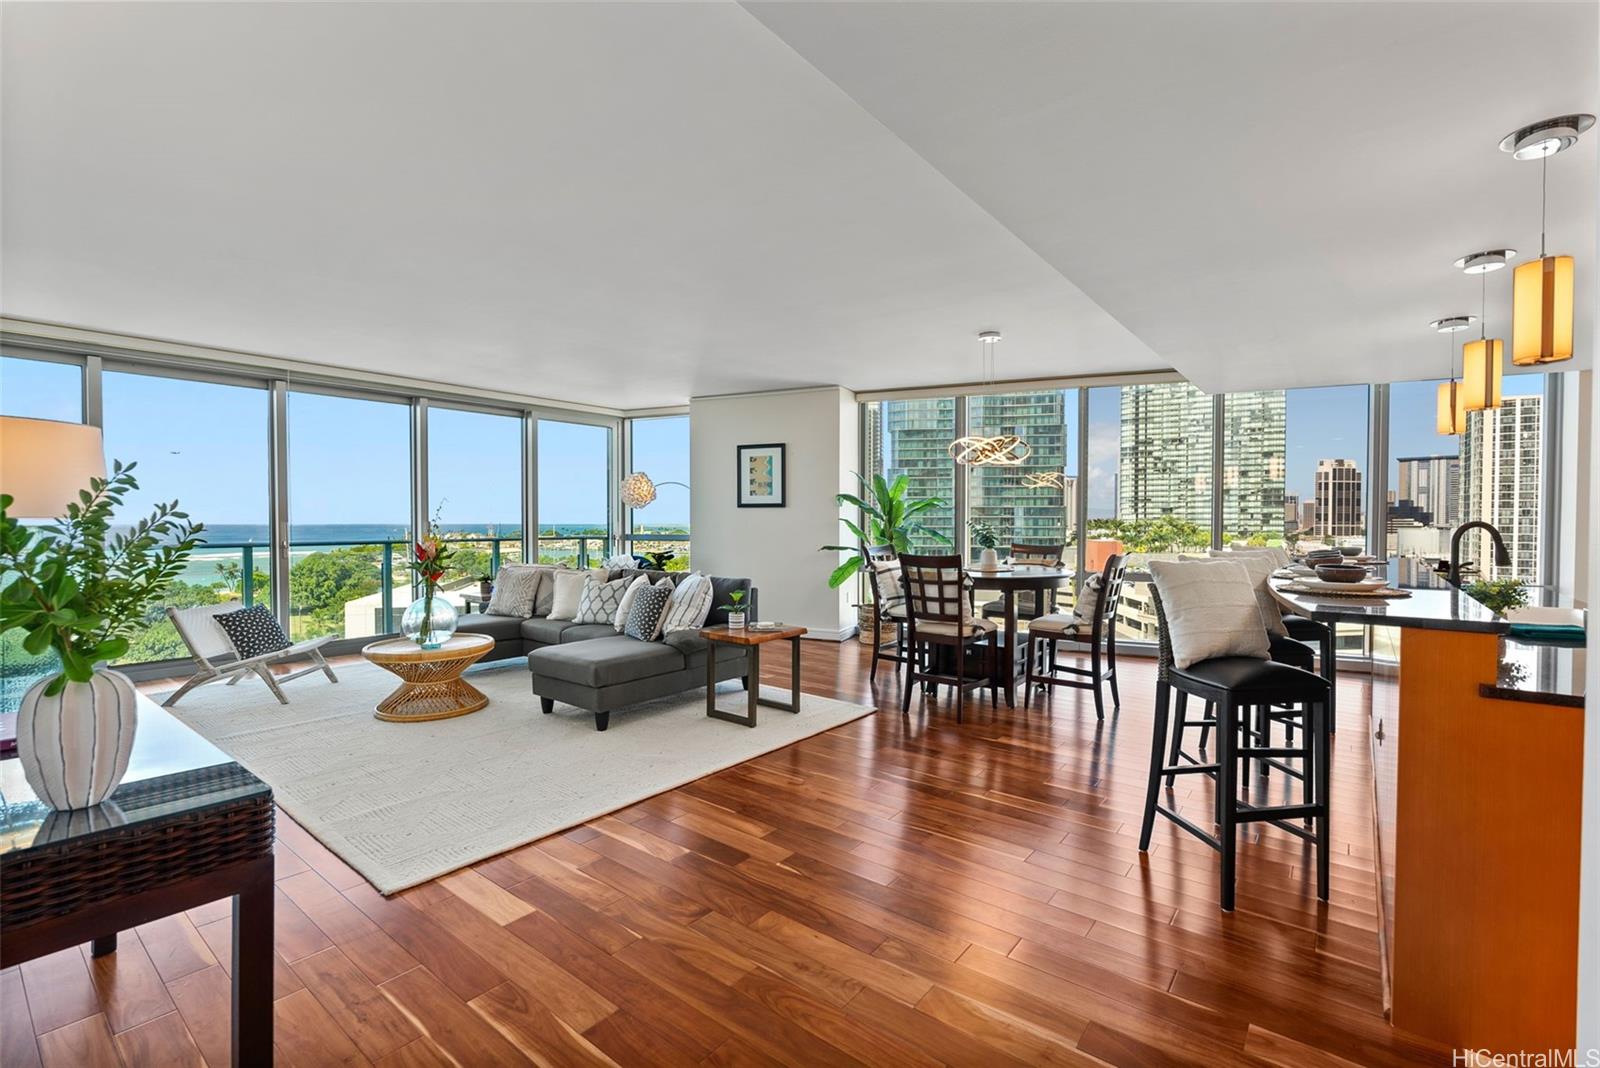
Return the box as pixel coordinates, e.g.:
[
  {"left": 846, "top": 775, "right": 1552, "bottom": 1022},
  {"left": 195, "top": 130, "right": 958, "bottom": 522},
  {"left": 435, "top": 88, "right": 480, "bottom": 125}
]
[{"left": 690, "top": 387, "right": 858, "bottom": 639}]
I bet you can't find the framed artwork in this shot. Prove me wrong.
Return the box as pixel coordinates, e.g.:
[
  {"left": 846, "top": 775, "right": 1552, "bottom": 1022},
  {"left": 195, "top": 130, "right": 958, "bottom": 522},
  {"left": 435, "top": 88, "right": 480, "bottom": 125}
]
[{"left": 736, "top": 443, "right": 786, "bottom": 508}]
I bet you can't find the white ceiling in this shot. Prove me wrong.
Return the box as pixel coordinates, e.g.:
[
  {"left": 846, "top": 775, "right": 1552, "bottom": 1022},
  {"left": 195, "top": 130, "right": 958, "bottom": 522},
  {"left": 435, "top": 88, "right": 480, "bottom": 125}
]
[{"left": 2, "top": 2, "right": 1595, "bottom": 408}]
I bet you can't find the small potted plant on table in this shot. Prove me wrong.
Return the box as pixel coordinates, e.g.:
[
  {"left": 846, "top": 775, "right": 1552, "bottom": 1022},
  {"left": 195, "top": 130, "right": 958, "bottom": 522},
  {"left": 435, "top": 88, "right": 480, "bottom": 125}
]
[
  {"left": 722, "top": 589, "right": 748, "bottom": 628},
  {"left": 969, "top": 519, "right": 1001, "bottom": 570}
]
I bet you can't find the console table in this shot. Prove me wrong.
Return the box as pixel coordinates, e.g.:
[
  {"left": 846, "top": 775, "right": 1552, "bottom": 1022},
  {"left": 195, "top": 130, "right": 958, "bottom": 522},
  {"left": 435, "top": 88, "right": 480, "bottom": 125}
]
[{"left": 1, "top": 694, "right": 275, "bottom": 1067}]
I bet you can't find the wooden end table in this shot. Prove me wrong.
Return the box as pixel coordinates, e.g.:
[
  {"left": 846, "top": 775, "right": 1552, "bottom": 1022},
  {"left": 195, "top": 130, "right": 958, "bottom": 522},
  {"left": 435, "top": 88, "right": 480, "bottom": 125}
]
[
  {"left": 700, "top": 624, "right": 807, "bottom": 727},
  {"left": 362, "top": 633, "right": 494, "bottom": 722}
]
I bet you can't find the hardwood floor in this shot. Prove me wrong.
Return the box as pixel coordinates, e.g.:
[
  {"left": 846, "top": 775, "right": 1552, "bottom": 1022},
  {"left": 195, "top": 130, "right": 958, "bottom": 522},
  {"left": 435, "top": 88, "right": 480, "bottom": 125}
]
[{"left": 3, "top": 640, "right": 1452, "bottom": 1067}]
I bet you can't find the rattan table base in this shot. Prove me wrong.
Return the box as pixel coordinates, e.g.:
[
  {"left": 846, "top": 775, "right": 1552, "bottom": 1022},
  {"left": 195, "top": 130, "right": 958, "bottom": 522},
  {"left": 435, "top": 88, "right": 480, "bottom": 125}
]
[{"left": 363, "top": 635, "right": 493, "bottom": 722}]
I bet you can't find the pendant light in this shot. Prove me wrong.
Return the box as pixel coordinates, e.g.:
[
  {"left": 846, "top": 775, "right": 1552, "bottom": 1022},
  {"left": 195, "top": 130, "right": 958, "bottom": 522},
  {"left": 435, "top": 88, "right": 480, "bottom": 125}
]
[
  {"left": 1431, "top": 316, "right": 1474, "bottom": 435},
  {"left": 949, "top": 331, "right": 1031, "bottom": 466},
  {"left": 1456, "top": 251, "right": 1511, "bottom": 411},
  {"left": 1500, "top": 114, "right": 1592, "bottom": 364}
]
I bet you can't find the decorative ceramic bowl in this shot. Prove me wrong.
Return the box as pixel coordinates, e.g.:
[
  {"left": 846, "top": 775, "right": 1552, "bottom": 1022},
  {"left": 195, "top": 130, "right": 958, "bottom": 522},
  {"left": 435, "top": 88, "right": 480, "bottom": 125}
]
[
  {"left": 1338, "top": 546, "right": 1363, "bottom": 557},
  {"left": 1315, "top": 564, "right": 1369, "bottom": 584}
]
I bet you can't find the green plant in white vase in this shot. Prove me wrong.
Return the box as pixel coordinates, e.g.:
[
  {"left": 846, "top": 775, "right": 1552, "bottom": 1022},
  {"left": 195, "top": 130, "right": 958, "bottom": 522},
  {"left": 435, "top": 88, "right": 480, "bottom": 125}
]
[
  {"left": 721, "top": 589, "right": 748, "bottom": 627},
  {"left": 0, "top": 462, "right": 203, "bottom": 809},
  {"left": 969, "top": 519, "right": 1001, "bottom": 570}
]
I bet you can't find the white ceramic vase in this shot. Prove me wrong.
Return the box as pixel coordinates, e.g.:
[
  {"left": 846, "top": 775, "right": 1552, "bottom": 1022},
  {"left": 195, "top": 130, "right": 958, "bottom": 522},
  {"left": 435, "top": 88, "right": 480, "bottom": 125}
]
[
  {"left": 16, "top": 669, "right": 139, "bottom": 810},
  {"left": 978, "top": 547, "right": 1000, "bottom": 570}
]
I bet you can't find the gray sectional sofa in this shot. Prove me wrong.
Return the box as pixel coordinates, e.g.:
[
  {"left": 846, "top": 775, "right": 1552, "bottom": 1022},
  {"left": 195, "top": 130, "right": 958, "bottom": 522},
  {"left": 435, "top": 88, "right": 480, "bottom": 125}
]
[{"left": 454, "top": 568, "right": 757, "bottom": 731}]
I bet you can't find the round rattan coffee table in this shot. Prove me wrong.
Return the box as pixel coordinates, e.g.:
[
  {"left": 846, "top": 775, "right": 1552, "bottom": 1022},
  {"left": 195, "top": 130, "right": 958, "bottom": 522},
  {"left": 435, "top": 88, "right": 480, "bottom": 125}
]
[{"left": 361, "top": 633, "right": 494, "bottom": 722}]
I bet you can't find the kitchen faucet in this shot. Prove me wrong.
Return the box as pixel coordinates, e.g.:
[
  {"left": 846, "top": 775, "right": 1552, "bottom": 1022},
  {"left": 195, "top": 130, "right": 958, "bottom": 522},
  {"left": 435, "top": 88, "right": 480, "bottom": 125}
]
[{"left": 1445, "top": 521, "right": 1511, "bottom": 586}]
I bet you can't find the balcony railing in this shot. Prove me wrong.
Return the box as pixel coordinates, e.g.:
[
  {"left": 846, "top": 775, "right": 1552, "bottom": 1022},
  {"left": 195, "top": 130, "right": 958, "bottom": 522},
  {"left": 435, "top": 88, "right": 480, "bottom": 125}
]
[{"left": 102, "top": 532, "right": 692, "bottom": 668}]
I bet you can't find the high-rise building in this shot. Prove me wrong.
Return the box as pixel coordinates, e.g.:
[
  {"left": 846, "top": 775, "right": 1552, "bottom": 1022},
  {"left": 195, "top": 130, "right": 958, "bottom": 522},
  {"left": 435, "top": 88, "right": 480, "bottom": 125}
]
[
  {"left": 864, "top": 398, "right": 956, "bottom": 549},
  {"left": 1118, "top": 383, "right": 1214, "bottom": 526},
  {"left": 1394, "top": 454, "right": 1460, "bottom": 528},
  {"left": 1313, "top": 458, "right": 1363, "bottom": 541},
  {"left": 1283, "top": 493, "right": 1300, "bottom": 533},
  {"left": 1219, "top": 389, "right": 1287, "bottom": 537},
  {"left": 1460, "top": 395, "right": 1541, "bottom": 581},
  {"left": 968, "top": 392, "right": 1070, "bottom": 548},
  {"left": 1116, "top": 384, "right": 1285, "bottom": 536},
  {"left": 1300, "top": 500, "right": 1318, "bottom": 531}
]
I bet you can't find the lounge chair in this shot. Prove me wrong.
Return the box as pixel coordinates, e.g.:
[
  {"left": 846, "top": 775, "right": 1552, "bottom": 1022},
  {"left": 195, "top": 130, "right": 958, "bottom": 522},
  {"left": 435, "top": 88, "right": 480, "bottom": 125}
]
[{"left": 162, "top": 603, "right": 338, "bottom": 706}]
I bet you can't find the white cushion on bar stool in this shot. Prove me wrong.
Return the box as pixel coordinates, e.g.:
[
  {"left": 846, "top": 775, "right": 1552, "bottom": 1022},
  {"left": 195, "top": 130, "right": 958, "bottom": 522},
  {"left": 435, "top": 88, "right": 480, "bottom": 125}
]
[{"left": 915, "top": 617, "right": 997, "bottom": 640}]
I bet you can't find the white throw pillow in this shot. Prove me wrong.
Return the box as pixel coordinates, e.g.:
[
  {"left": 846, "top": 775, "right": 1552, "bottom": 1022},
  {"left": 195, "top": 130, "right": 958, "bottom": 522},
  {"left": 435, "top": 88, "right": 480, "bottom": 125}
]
[
  {"left": 872, "top": 561, "right": 905, "bottom": 619},
  {"left": 1072, "top": 572, "right": 1104, "bottom": 624},
  {"left": 612, "top": 574, "right": 651, "bottom": 632},
  {"left": 573, "top": 574, "right": 632, "bottom": 625},
  {"left": 1205, "top": 551, "right": 1289, "bottom": 637},
  {"left": 1148, "top": 559, "right": 1270, "bottom": 669},
  {"left": 660, "top": 572, "right": 714, "bottom": 634},
  {"left": 547, "top": 570, "right": 588, "bottom": 621},
  {"left": 485, "top": 565, "right": 540, "bottom": 617}
]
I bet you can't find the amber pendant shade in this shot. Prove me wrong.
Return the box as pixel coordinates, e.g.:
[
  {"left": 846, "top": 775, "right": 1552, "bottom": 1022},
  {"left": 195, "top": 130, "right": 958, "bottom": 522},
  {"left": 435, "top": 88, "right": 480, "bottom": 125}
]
[
  {"left": 1511, "top": 255, "right": 1574, "bottom": 364},
  {"left": 1435, "top": 379, "right": 1466, "bottom": 435},
  {"left": 1461, "top": 338, "right": 1503, "bottom": 411}
]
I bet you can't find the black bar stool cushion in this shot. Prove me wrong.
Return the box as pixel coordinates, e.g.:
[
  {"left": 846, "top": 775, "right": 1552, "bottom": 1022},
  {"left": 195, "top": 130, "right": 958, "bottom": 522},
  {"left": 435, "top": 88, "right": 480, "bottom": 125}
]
[
  {"left": 1170, "top": 656, "right": 1328, "bottom": 700},
  {"left": 1282, "top": 614, "right": 1329, "bottom": 642}
]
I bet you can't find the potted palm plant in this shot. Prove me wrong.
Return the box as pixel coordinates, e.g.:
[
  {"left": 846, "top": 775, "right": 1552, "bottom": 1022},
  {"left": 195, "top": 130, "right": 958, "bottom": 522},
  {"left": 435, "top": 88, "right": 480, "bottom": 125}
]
[
  {"left": 0, "top": 462, "right": 203, "bottom": 809},
  {"left": 819, "top": 473, "right": 949, "bottom": 642}
]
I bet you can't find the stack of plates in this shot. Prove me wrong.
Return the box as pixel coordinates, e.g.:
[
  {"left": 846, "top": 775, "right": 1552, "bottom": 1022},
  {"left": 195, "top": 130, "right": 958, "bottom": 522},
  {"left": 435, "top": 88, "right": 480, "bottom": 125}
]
[{"left": 1286, "top": 577, "right": 1390, "bottom": 593}]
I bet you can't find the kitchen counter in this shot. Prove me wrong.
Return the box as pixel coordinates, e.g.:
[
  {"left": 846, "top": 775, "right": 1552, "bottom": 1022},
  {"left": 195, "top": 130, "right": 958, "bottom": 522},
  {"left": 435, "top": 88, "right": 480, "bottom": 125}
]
[{"left": 1268, "top": 559, "right": 1585, "bottom": 1052}]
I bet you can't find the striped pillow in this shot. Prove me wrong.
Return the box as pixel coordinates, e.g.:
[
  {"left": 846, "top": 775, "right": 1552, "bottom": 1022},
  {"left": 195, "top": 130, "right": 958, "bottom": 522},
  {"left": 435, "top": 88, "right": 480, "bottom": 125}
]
[{"left": 659, "top": 572, "right": 713, "bottom": 634}]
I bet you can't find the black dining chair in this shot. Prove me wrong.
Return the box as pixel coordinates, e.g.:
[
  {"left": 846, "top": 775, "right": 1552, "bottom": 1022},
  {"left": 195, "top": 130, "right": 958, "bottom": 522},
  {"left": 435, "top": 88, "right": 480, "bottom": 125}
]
[
  {"left": 1138, "top": 583, "right": 1331, "bottom": 912},
  {"left": 899, "top": 553, "right": 999, "bottom": 723},
  {"left": 862, "top": 543, "right": 908, "bottom": 684},
  {"left": 1023, "top": 553, "right": 1127, "bottom": 720}
]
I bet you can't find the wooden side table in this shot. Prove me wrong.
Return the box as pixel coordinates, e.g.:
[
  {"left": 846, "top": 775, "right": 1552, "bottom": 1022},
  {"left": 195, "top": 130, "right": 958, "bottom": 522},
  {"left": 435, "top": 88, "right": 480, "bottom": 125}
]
[
  {"left": 700, "top": 624, "right": 807, "bottom": 727},
  {"left": 362, "top": 633, "right": 494, "bottom": 722}
]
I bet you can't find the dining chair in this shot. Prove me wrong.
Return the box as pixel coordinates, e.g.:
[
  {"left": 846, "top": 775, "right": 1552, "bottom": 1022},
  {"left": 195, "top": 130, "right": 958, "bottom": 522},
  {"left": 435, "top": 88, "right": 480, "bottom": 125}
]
[
  {"left": 862, "top": 543, "right": 908, "bottom": 683},
  {"left": 980, "top": 542, "right": 1065, "bottom": 621},
  {"left": 1023, "top": 553, "right": 1127, "bottom": 719},
  {"left": 1138, "top": 583, "right": 1330, "bottom": 911},
  {"left": 899, "top": 553, "right": 999, "bottom": 723}
]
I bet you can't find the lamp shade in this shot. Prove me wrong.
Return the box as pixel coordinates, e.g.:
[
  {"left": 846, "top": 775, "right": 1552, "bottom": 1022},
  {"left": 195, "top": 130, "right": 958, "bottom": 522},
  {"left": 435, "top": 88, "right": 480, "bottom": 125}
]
[
  {"left": 1511, "top": 254, "right": 1574, "bottom": 364},
  {"left": 1461, "top": 338, "right": 1503, "bottom": 411},
  {"left": 620, "top": 472, "right": 657, "bottom": 509},
  {"left": 0, "top": 417, "right": 106, "bottom": 519},
  {"left": 1435, "top": 380, "right": 1466, "bottom": 435}
]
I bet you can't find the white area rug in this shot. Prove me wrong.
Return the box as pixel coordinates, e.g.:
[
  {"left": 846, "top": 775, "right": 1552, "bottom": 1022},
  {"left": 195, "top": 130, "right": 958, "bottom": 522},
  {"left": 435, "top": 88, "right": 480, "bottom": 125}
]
[{"left": 159, "top": 659, "right": 874, "bottom": 894}]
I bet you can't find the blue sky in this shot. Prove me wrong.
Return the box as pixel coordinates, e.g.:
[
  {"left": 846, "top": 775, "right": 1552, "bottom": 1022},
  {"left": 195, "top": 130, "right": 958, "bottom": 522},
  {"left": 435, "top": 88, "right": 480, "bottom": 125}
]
[
  {"left": 4, "top": 355, "right": 1543, "bottom": 530},
  {"left": 1, "top": 358, "right": 631, "bottom": 528}
]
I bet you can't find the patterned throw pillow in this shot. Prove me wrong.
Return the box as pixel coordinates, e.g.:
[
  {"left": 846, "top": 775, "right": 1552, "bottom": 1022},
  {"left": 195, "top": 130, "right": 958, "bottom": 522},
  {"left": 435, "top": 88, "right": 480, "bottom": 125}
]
[
  {"left": 659, "top": 572, "right": 714, "bottom": 634},
  {"left": 486, "top": 565, "right": 540, "bottom": 617},
  {"left": 873, "top": 561, "right": 905, "bottom": 619},
  {"left": 1072, "top": 572, "right": 1104, "bottom": 625},
  {"left": 573, "top": 574, "right": 631, "bottom": 625},
  {"left": 214, "top": 605, "right": 291, "bottom": 659},
  {"left": 623, "top": 584, "right": 672, "bottom": 642},
  {"left": 612, "top": 574, "right": 651, "bottom": 632}
]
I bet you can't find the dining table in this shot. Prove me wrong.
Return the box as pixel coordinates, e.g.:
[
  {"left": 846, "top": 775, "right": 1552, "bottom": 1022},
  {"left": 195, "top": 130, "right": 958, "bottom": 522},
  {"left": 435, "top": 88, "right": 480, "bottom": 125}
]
[{"left": 968, "top": 564, "right": 1075, "bottom": 707}]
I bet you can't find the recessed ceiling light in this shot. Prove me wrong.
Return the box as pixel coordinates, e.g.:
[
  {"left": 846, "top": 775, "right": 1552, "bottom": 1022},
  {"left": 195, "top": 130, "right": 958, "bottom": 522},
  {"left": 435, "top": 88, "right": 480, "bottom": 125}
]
[
  {"left": 978, "top": 330, "right": 1002, "bottom": 343},
  {"left": 1430, "top": 316, "right": 1476, "bottom": 333},
  {"left": 1498, "top": 115, "right": 1595, "bottom": 160},
  {"left": 1453, "top": 249, "right": 1516, "bottom": 274}
]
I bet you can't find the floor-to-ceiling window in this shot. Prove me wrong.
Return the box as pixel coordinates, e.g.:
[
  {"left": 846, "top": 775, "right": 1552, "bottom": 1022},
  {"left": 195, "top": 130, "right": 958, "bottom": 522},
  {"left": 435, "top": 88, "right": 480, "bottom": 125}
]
[
  {"left": 538, "top": 420, "right": 611, "bottom": 567},
  {"left": 100, "top": 368, "right": 271, "bottom": 664},
  {"left": 1087, "top": 382, "right": 1214, "bottom": 641},
  {"left": 627, "top": 414, "right": 690, "bottom": 570},
  {"left": 428, "top": 405, "right": 524, "bottom": 588},
  {"left": 968, "top": 389, "right": 1078, "bottom": 562},
  {"left": 1, "top": 354, "right": 85, "bottom": 702},
  {"left": 287, "top": 390, "right": 413, "bottom": 641},
  {"left": 862, "top": 398, "right": 958, "bottom": 551},
  {"left": 1388, "top": 373, "right": 1548, "bottom": 586}
]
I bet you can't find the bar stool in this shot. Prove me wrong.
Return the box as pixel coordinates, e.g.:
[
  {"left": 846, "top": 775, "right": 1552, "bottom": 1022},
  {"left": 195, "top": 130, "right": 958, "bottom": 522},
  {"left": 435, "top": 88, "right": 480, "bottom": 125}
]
[
  {"left": 862, "top": 544, "right": 908, "bottom": 684},
  {"left": 1283, "top": 614, "right": 1337, "bottom": 734},
  {"left": 1167, "top": 633, "right": 1315, "bottom": 783},
  {"left": 1138, "top": 585, "right": 1331, "bottom": 911}
]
